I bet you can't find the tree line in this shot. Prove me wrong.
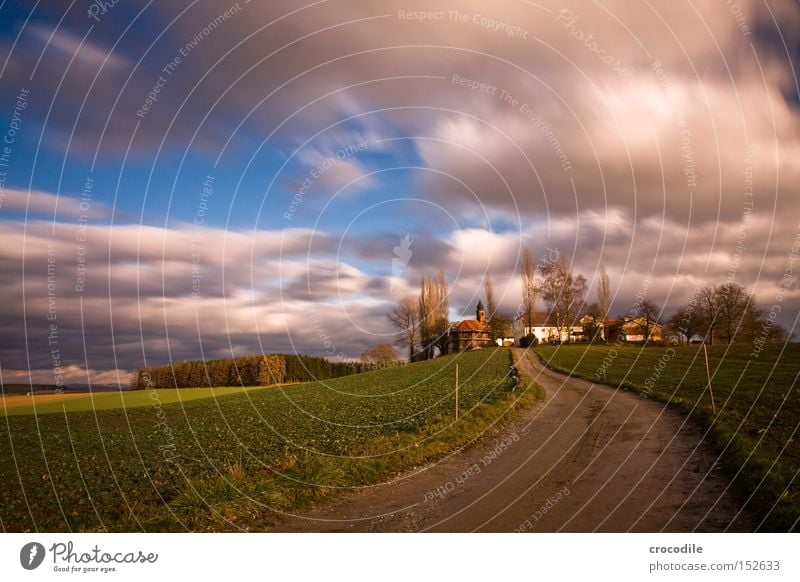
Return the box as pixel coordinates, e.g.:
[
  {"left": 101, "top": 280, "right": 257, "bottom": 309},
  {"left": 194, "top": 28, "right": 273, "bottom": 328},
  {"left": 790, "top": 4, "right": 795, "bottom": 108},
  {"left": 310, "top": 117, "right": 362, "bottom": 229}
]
[
  {"left": 665, "top": 282, "right": 788, "bottom": 345},
  {"left": 387, "top": 248, "right": 789, "bottom": 355},
  {"left": 129, "top": 353, "right": 381, "bottom": 389}
]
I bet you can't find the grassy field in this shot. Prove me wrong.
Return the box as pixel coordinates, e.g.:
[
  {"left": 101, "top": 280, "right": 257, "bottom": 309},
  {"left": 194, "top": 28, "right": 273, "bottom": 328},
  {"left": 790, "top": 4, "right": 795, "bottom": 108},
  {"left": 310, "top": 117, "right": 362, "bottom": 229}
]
[
  {"left": 0, "top": 348, "right": 542, "bottom": 532},
  {"left": 537, "top": 343, "right": 800, "bottom": 531},
  {"left": 1, "top": 385, "right": 285, "bottom": 416}
]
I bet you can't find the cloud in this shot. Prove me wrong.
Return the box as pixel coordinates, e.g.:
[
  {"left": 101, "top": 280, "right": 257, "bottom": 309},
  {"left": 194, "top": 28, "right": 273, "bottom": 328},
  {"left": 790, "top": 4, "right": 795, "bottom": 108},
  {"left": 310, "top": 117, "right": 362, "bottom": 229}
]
[
  {"left": 0, "top": 1, "right": 797, "bottom": 378},
  {"left": 0, "top": 365, "right": 130, "bottom": 387},
  {"left": 0, "top": 188, "right": 111, "bottom": 220},
  {"left": 0, "top": 217, "right": 402, "bottom": 371},
  {"left": 26, "top": 23, "right": 128, "bottom": 70}
]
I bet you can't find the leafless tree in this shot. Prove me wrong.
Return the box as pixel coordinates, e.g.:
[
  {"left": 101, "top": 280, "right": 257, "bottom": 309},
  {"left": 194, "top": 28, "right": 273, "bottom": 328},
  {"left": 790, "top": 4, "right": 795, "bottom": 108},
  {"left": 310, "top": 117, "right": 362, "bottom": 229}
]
[
  {"left": 638, "top": 299, "right": 661, "bottom": 342},
  {"left": 388, "top": 296, "right": 419, "bottom": 360},
  {"left": 521, "top": 247, "right": 538, "bottom": 330},
  {"left": 484, "top": 275, "right": 499, "bottom": 339},
  {"left": 670, "top": 283, "right": 787, "bottom": 346},
  {"left": 597, "top": 265, "right": 611, "bottom": 324},
  {"left": 418, "top": 270, "right": 450, "bottom": 359},
  {"left": 714, "top": 283, "right": 762, "bottom": 344},
  {"left": 697, "top": 286, "right": 719, "bottom": 344},
  {"left": 539, "top": 256, "right": 587, "bottom": 343},
  {"left": 432, "top": 269, "right": 450, "bottom": 356},
  {"left": 666, "top": 305, "right": 702, "bottom": 345}
]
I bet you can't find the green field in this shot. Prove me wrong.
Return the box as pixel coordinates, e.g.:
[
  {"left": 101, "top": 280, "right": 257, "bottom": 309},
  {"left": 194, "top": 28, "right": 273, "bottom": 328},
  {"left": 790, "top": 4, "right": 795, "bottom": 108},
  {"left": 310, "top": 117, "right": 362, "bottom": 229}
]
[
  {"left": 1, "top": 385, "right": 283, "bottom": 416},
  {"left": 0, "top": 348, "right": 540, "bottom": 532},
  {"left": 537, "top": 343, "right": 800, "bottom": 531}
]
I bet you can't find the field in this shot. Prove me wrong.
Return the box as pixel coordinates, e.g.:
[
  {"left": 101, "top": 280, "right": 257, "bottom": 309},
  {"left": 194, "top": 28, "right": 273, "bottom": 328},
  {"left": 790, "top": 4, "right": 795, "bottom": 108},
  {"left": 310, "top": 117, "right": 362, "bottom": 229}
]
[
  {"left": 1, "top": 385, "right": 285, "bottom": 416},
  {"left": 537, "top": 343, "right": 800, "bottom": 531},
  {"left": 0, "top": 348, "right": 541, "bottom": 532}
]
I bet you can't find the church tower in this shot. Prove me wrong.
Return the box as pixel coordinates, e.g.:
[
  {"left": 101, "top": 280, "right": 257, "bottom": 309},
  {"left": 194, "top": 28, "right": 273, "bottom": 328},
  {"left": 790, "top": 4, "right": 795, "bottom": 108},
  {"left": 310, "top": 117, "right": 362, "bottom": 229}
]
[{"left": 476, "top": 300, "right": 486, "bottom": 324}]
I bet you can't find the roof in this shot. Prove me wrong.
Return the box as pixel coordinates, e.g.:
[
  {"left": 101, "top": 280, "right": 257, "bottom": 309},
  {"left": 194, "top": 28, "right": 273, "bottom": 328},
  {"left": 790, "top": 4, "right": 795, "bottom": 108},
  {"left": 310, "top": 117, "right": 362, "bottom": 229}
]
[
  {"left": 477, "top": 299, "right": 484, "bottom": 310},
  {"left": 452, "top": 320, "right": 490, "bottom": 332},
  {"left": 517, "top": 311, "right": 558, "bottom": 326},
  {"left": 604, "top": 317, "right": 663, "bottom": 333}
]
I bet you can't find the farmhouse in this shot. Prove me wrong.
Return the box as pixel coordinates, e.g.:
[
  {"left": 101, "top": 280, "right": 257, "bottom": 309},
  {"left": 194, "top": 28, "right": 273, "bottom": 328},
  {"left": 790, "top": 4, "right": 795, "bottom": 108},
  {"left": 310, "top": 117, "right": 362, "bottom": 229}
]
[
  {"left": 512, "top": 312, "right": 589, "bottom": 344},
  {"left": 604, "top": 316, "right": 663, "bottom": 342},
  {"left": 449, "top": 300, "right": 492, "bottom": 351}
]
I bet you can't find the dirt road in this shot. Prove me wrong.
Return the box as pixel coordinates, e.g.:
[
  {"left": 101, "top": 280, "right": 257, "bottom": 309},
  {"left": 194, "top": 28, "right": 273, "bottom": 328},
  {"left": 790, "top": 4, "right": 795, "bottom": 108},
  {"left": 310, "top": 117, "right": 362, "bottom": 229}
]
[{"left": 270, "top": 349, "right": 752, "bottom": 532}]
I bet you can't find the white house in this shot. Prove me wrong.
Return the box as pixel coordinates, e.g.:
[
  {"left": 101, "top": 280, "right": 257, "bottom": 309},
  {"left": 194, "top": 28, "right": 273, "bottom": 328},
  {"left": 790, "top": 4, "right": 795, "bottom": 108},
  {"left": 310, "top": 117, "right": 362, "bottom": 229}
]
[{"left": 513, "top": 312, "right": 594, "bottom": 344}]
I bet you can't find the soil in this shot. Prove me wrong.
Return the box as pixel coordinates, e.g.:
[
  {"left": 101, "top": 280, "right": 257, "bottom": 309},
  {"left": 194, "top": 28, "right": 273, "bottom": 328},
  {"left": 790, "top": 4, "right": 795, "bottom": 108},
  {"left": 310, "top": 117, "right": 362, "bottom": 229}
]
[{"left": 0, "top": 393, "right": 87, "bottom": 411}]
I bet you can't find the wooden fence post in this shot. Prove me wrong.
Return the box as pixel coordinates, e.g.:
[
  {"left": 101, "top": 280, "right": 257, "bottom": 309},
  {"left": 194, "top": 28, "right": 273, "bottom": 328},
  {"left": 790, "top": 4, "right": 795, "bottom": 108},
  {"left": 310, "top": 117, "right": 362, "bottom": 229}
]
[{"left": 455, "top": 364, "right": 459, "bottom": 420}]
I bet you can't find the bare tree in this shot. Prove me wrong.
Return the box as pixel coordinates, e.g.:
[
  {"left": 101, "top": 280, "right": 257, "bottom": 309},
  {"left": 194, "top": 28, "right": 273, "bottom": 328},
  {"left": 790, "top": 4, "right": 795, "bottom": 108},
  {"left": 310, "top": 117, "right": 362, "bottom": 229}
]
[
  {"left": 697, "top": 286, "right": 719, "bottom": 344},
  {"left": 418, "top": 270, "right": 450, "bottom": 359},
  {"left": 521, "top": 247, "right": 538, "bottom": 330},
  {"left": 388, "top": 296, "right": 419, "bottom": 360},
  {"left": 432, "top": 269, "right": 450, "bottom": 356},
  {"left": 492, "top": 312, "right": 513, "bottom": 342},
  {"left": 638, "top": 299, "right": 661, "bottom": 342},
  {"left": 484, "top": 275, "right": 498, "bottom": 340},
  {"left": 597, "top": 265, "right": 611, "bottom": 324},
  {"left": 539, "top": 256, "right": 587, "bottom": 343},
  {"left": 715, "top": 282, "right": 756, "bottom": 344},
  {"left": 583, "top": 303, "right": 603, "bottom": 342},
  {"left": 666, "top": 305, "right": 702, "bottom": 345},
  {"left": 671, "top": 283, "right": 788, "bottom": 346},
  {"left": 418, "top": 276, "right": 434, "bottom": 360}
]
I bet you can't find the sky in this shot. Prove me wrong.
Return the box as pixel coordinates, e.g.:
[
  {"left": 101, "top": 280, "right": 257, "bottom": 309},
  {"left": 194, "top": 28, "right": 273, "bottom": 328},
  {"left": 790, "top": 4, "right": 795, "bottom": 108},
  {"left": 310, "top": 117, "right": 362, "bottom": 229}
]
[{"left": 0, "top": 0, "right": 798, "bottom": 386}]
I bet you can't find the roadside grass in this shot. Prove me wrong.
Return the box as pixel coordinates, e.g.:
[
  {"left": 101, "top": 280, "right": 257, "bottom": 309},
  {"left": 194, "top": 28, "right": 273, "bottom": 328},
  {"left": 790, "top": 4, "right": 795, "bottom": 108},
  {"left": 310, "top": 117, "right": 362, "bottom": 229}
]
[
  {"left": 0, "top": 385, "right": 284, "bottom": 416},
  {"left": 0, "top": 348, "right": 544, "bottom": 532},
  {"left": 536, "top": 343, "right": 800, "bottom": 531}
]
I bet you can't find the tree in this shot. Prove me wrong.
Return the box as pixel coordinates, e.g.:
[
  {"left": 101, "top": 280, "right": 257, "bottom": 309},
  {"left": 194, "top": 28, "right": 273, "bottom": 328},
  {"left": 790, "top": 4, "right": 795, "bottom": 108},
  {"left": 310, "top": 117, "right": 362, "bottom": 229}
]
[
  {"left": 671, "top": 283, "right": 787, "bottom": 346},
  {"left": 521, "top": 248, "right": 538, "bottom": 330},
  {"left": 418, "top": 270, "right": 450, "bottom": 359},
  {"left": 582, "top": 303, "right": 603, "bottom": 342},
  {"left": 432, "top": 269, "right": 450, "bottom": 357},
  {"left": 492, "top": 312, "right": 513, "bottom": 342},
  {"left": 714, "top": 282, "right": 757, "bottom": 344},
  {"left": 484, "top": 275, "right": 499, "bottom": 340},
  {"left": 388, "top": 296, "right": 419, "bottom": 360},
  {"left": 697, "top": 286, "right": 719, "bottom": 344},
  {"left": 538, "top": 256, "right": 587, "bottom": 343},
  {"left": 258, "top": 354, "right": 287, "bottom": 386},
  {"left": 666, "top": 306, "right": 703, "bottom": 345},
  {"left": 361, "top": 343, "right": 399, "bottom": 366},
  {"left": 638, "top": 299, "right": 661, "bottom": 343},
  {"left": 597, "top": 265, "right": 611, "bottom": 330}
]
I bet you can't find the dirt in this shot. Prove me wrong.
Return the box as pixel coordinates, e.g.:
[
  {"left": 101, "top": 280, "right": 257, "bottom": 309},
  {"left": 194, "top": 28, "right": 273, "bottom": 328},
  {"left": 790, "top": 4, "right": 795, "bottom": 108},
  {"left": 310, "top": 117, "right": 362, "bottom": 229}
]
[
  {"left": 268, "top": 349, "right": 753, "bottom": 532},
  {"left": 0, "top": 393, "right": 87, "bottom": 411}
]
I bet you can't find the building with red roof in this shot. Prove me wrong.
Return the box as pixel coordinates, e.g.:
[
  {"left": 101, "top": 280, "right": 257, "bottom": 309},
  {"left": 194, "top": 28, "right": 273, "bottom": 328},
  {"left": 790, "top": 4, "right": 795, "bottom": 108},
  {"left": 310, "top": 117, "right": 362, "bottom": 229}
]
[{"left": 449, "top": 300, "right": 492, "bottom": 352}]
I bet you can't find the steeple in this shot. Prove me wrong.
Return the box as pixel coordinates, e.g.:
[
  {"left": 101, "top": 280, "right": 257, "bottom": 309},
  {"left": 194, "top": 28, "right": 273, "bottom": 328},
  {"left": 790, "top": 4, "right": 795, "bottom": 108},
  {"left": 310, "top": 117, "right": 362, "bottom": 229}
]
[{"left": 476, "top": 300, "right": 485, "bottom": 324}]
